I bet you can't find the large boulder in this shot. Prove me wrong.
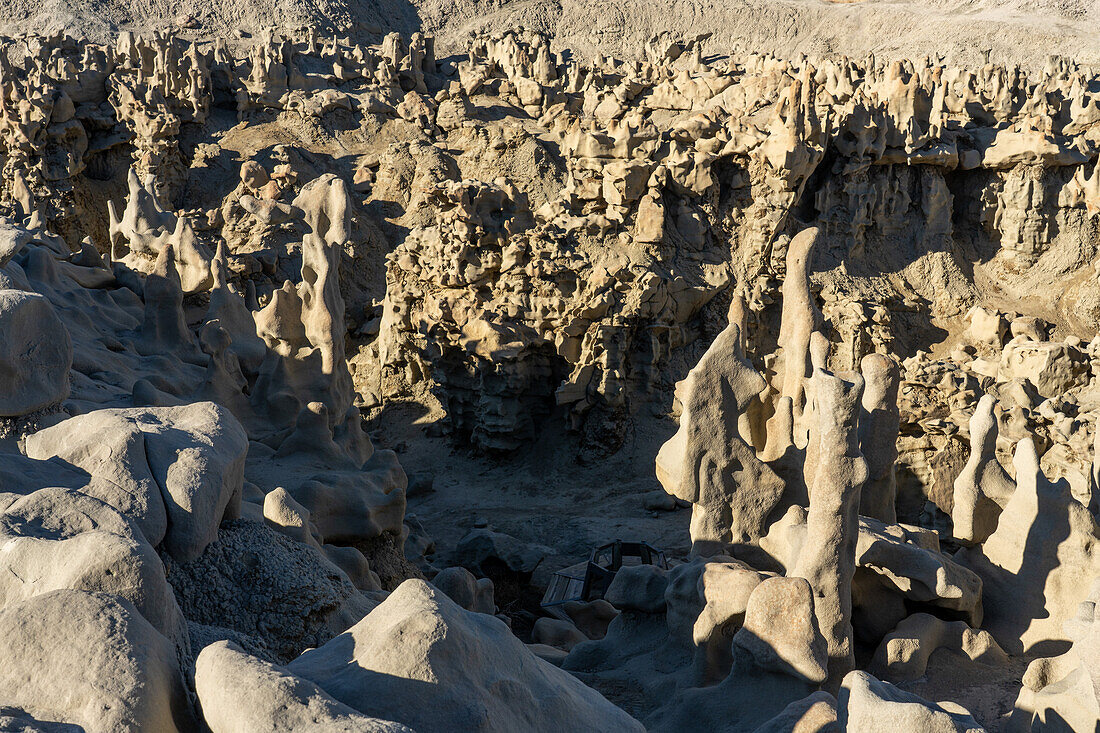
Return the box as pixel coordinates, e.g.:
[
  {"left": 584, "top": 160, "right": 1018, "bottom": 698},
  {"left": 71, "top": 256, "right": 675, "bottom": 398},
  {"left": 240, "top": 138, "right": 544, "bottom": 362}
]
[
  {"left": 0, "top": 290, "right": 71, "bottom": 416},
  {"left": 24, "top": 412, "right": 169, "bottom": 545},
  {"left": 732, "top": 577, "right": 828, "bottom": 686},
  {"left": 692, "top": 560, "right": 767, "bottom": 683},
  {"left": 24, "top": 402, "right": 249, "bottom": 561},
  {"left": 451, "top": 528, "right": 550, "bottom": 576},
  {"left": 431, "top": 566, "right": 495, "bottom": 614},
  {"left": 287, "top": 579, "right": 645, "bottom": 733},
  {"left": 645, "top": 577, "right": 829, "bottom": 733},
  {"left": 838, "top": 671, "right": 983, "bottom": 733},
  {"left": 0, "top": 590, "right": 196, "bottom": 732},
  {"left": 0, "top": 451, "right": 90, "bottom": 509},
  {"left": 762, "top": 508, "right": 983, "bottom": 627},
  {"left": 195, "top": 641, "right": 413, "bottom": 733},
  {"left": 998, "top": 340, "right": 1088, "bottom": 399},
  {"left": 283, "top": 458, "right": 406, "bottom": 544},
  {"left": 604, "top": 564, "right": 670, "bottom": 614},
  {"left": 244, "top": 428, "right": 405, "bottom": 548},
  {"left": 0, "top": 487, "right": 185, "bottom": 644},
  {"left": 870, "top": 613, "right": 1007, "bottom": 684},
  {"left": 854, "top": 517, "right": 983, "bottom": 626}
]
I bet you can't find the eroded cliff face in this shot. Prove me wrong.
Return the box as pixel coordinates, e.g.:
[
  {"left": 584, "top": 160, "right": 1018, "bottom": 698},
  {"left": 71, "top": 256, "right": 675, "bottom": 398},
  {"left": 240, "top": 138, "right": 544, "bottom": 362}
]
[
  {"left": 347, "top": 32, "right": 1100, "bottom": 503},
  {"left": 3, "top": 25, "right": 1100, "bottom": 513},
  {"left": 7, "top": 23, "right": 1100, "bottom": 732}
]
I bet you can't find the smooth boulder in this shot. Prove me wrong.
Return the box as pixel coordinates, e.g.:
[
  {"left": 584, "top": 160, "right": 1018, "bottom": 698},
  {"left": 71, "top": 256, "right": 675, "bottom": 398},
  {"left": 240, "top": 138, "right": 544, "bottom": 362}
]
[
  {"left": 0, "top": 290, "right": 71, "bottom": 416},
  {"left": 288, "top": 579, "right": 645, "bottom": 733},
  {"left": 24, "top": 402, "right": 249, "bottom": 561},
  {"left": 838, "top": 671, "right": 983, "bottom": 733},
  {"left": 0, "top": 590, "right": 196, "bottom": 732},
  {"left": 196, "top": 640, "right": 414, "bottom": 733},
  {"left": 0, "top": 487, "right": 184, "bottom": 643}
]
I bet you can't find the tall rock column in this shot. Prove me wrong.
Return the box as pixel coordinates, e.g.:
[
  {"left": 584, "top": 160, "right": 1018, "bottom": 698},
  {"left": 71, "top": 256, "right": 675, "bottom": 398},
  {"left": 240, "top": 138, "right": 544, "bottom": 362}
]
[
  {"left": 655, "top": 322, "right": 786, "bottom": 555},
  {"left": 293, "top": 174, "right": 354, "bottom": 427},
  {"left": 792, "top": 364, "right": 868, "bottom": 689},
  {"left": 952, "top": 394, "right": 1015, "bottom": 545},
  {"left": 776, "top": 227, "right": 822, "bottom": 421},
  {"left": 957, "top": 437, "right": 1100, "bottom": 655},
  {"left": 857, "top": 353, "right": 900, "bottom": 523}
]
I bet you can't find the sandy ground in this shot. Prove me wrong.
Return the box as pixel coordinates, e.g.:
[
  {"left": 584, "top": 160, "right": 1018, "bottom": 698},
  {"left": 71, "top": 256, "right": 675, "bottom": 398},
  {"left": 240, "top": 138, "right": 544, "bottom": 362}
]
[
  {"left": 6, "top": 0, "right": 1100, "bottom": 72},
  {"left": 421, "top": 0, "right": 1100, "bottom": 72}
]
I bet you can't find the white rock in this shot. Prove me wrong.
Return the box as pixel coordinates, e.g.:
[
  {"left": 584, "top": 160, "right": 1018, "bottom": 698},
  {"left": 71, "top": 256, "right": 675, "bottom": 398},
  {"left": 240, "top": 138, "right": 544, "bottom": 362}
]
[{"left": 288, "top": 579, "right": 645, "bottom": 733}]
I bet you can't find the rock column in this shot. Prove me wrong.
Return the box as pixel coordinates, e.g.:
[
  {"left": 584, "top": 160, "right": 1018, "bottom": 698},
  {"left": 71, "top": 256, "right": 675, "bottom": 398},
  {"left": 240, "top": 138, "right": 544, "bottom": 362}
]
[
  {"left": 792, "top": 364, "right": 867, "bottom": 689},
  {"left": 857, "top": 353, "right": 900, "bottom": 523}
]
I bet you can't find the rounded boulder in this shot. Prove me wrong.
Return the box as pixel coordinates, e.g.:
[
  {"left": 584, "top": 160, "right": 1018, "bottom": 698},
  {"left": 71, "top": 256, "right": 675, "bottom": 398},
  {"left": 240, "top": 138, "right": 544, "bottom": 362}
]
[{"left": 0, "top": 290, "right": 71, "bottom": 416}]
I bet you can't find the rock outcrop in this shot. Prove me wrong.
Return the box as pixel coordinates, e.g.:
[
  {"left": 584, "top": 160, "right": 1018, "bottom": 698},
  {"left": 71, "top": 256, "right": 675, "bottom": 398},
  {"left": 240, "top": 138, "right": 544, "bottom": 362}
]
[
  {"left": 286, "top": 580, "right": 645, "bottom": 733},
  {"left": 0, "top": 21, "right": 1099, "bottom": 733}
]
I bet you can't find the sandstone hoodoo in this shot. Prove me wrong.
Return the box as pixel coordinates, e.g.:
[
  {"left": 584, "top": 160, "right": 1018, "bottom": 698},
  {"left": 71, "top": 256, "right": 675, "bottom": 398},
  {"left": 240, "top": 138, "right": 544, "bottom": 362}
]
[{"left": 1, "top": 11, "right": 1100, "bottom": 733}]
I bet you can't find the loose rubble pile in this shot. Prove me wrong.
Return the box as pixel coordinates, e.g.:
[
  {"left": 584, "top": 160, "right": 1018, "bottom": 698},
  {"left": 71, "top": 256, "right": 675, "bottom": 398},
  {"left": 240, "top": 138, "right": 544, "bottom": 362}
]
[{"left": 1, "top": 20, "right": 1100, "bottom": 733}]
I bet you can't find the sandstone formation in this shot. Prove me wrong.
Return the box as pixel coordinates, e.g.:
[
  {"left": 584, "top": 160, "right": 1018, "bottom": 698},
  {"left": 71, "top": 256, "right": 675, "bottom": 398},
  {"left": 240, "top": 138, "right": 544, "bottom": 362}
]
[
  {"left": 285, "top": 579, "right": 645, "bottom": 733},
  {"left": 196, "top": 641, "right": 416, "bottom": 733},
  {"left": 791, "top": 366, "right": 867, "bottom": 688},
  {"left": 655, "top": 320, "right": 785, "bottom": 552},
  {"left": 0, "top": 16, "right": 1099, "bottom": 733}
]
